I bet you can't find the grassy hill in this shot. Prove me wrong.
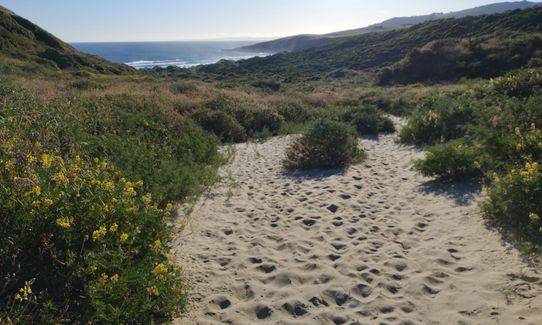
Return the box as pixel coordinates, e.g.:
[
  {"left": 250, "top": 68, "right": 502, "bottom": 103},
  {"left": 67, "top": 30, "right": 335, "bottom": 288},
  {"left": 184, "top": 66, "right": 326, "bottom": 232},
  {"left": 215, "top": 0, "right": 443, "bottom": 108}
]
[
  {"left": 235, "top": 1, "right": 541, "bottom": 53},
  {"left": 189, "top": 6, "right": 542, "bottom": 84},
  {"left": 0, "top": 6, "right": 133, "bottom": 75}
]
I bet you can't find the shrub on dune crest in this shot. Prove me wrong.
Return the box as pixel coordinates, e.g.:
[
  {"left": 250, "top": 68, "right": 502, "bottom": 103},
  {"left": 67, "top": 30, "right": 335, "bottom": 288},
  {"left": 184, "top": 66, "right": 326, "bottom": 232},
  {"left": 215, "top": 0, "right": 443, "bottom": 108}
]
[
  {"left": 283, "top": 119, "right": 365, "bottom": 170},
  {"left": 191, "top": 109, "right": 248, "bottom": 143}
]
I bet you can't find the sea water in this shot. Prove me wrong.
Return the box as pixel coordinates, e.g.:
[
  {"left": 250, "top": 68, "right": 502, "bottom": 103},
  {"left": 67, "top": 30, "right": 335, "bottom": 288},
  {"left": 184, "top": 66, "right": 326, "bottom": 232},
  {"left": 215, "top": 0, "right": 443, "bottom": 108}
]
[{"left": 71, "top": 41, "right": 269, "bottom": 69}]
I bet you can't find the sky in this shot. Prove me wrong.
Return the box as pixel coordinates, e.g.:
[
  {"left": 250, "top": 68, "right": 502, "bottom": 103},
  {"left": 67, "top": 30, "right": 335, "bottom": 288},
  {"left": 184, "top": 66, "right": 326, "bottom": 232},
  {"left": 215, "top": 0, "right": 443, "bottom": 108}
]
[{"left": 0, "top": 0, "right": 538, "bottom": 42}]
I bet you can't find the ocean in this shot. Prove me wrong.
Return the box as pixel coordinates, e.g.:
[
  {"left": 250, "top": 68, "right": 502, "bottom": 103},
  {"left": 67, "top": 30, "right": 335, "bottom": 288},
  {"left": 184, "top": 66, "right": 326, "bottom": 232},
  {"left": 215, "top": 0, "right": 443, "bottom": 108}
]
[{"left": 71, "top": 41, "right": 269, "bottom": 69}]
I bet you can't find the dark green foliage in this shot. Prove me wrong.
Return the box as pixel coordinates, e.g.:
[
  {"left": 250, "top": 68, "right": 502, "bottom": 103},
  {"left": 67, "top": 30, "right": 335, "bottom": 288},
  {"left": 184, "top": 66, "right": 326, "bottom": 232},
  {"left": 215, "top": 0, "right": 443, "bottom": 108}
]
[
  {"left": 379, "top": 35, "right": 542, "bottom": 85},
  {"left": 0, "top": 6, "right": 132, "bottom": 74},
  {"left": 399, "top": 95, "right": 474, "bottom": 145},
  {"left": 366, "top": 97, "right": 415, "bottom": 116},
  {"left": 283, "top": 119, "right": 365, "bottom": 170},
  {"left": 0, "top": 82, "right": 214, "bottom": 323},
  {"left": 340, "top": 106, "right": 395, "bottom": 135},
  {"left": 234, "top": 108, "right": 285, "bottom": 137},
  {"left": 487, "top": 68, "right": 542, "bottom": 98},
  {"left": 251, "top": 80, "right": 281, "bottom": 92},
  {"left": 191, "top": 109, "right": 248, "bottom": 143},
  {"left": 182, "top": 7, "right": 542, "bottom": 83},
  {"left": 414, "top": 141, "right": 481, "bottom": 180},
  {"left": 482, "top": 162, "right": 542, "bottom": 242}
]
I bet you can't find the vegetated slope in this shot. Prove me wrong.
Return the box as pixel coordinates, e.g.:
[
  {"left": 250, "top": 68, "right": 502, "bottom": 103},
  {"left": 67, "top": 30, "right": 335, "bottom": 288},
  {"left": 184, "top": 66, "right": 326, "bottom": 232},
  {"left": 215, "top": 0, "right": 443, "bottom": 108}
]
[
  {"left": 196, "top": 6, "right": 542, "bottom": 83},
  {"left": 235, "top": 1, "right": 541, "bottom": 53},
  {"left": 0, "top": 6, "right": 132, "bottom": 74}
]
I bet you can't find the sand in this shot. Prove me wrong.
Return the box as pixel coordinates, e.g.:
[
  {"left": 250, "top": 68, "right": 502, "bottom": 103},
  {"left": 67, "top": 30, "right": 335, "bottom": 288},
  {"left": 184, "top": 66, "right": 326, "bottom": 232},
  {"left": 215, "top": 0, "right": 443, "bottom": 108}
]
[{"left": 173, "top": 121, "right": 542, "bottom": 325}]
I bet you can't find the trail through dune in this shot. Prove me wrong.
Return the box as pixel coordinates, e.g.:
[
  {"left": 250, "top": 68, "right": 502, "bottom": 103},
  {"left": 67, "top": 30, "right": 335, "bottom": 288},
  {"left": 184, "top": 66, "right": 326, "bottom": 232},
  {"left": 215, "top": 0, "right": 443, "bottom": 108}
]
[{"left": 173, "top": 122, "right": 542, "bottom": 325}]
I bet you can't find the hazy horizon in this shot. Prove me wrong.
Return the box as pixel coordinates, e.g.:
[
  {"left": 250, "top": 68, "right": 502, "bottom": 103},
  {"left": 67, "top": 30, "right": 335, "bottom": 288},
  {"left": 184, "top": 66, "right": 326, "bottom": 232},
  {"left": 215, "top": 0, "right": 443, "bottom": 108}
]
[{"left": 1, "top": 0, "right": 541, "bottom": 42}]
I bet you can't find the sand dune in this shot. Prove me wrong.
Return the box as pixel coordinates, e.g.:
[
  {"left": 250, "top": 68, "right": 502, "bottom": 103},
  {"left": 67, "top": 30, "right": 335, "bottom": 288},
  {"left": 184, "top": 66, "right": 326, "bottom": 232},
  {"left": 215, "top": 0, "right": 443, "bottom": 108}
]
[{"left": 173, "top": 123, "right": 542, "bottom": 324}]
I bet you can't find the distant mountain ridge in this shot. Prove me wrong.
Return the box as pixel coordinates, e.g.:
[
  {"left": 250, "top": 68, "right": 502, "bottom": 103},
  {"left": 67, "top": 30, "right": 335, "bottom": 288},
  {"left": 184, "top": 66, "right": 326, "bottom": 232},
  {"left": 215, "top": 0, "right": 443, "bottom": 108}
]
[
  {"left": 0, "top": 5, "right": 132, "bottom": 74},
  {"left": 235, "top": 1, "right": 542, "bottom": 53}
]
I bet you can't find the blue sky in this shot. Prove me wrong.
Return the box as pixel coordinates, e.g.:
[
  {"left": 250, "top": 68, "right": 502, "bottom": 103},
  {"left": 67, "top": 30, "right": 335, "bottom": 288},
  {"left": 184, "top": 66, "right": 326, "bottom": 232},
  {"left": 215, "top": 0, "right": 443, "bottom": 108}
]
[{"left": 0, "top": 0, "right": 537, "bottom": 42}]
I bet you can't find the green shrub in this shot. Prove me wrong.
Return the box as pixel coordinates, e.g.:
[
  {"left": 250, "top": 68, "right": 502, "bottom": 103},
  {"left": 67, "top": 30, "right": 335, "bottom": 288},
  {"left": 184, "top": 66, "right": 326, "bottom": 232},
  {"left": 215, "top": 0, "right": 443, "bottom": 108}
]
[
  {"left": 275, "top": 103, "right": 312, "bottom": 123},
  {"left": 283, "top": 119, "right": 365, "bottom": 170},
  {"left": 340, "top": 106, "right": 395, "bottom": 135},
  {"left": 170, "top": 81, "right": 198, "bottom": 94},
  {"left": 488, "top": 68, "right": 542, "bottom": 98},
  {"left": 470, "top": 96, "right": 542, "bottom": 172},
  {"left": 0, "top": 148, "right": 185, "bottom": 323},
  {"left": 191, "top": 108, "right": 247, "bottom": 143},
  {"left": 244, "top": 109, "right": 285, "bottom": 136},
  {"left": 414, "top": 141, "right": 482, "bottom": 180},
  {"left": 399, "top": 95, "right": 474, "bottom": 145},
  {"left": 482, "top": 161, "right": 542, "bottom": 243}
]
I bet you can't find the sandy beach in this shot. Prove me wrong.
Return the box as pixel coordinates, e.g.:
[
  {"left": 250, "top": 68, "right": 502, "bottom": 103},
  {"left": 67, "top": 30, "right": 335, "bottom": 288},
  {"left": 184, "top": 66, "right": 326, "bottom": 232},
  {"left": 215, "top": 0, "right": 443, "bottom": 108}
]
[{"left": 173, "top": 123, "right": 542, "bottom": 325}]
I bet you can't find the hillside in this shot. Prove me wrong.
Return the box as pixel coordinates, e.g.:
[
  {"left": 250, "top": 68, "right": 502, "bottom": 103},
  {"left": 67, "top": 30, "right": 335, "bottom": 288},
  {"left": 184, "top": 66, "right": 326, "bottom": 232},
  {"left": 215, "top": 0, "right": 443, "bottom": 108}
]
[
  {"left": 192, "top": 6, "right": 542, "bottom": 84},
  {"left": 235, "top": 1, "right": 541, "bottom": 53},
  {"left": 0, "top": 6, "right": 132, "bottom": 75}
]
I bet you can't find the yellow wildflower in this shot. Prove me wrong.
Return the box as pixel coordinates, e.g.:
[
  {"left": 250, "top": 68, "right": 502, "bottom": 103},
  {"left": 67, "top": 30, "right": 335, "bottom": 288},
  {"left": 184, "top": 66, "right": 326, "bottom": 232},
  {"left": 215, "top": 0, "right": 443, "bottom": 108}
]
[
  {"left": 125, "top": 205, "right": 138, "bottom": 213},
  {"left": 515, "top": 127, "right": 521, "bottom": 136},
  {"left": 147, "top": 286, "right": 160, "bottom": 297},
  {"left": 153, "top": 239, "right": 161, "bottom": 250},
  {"left": 4, "top": 159, "right": 15, "bottom": 172},
  {"left": 43, "top": 198, "right": 54, "bottom": 207},
  {"left": 482, "top": 185, "right": 488, "bottom": 194},
  {"left": 135, "top": 180, "right": 144, "bottom": 188},
  {"left": 27, "top": 154, "right": 36, "bottom": 164},
  {"left": 165, "top": 203, "right": 174, "bottom": 212},
  {"left": 102, "top": 181, "right": 114, "bottom": 190},
  {"left": 32, "top": 200, "right": 41, "bottom": 207},
  {"left": 529, "top": 212, "right": 540, "bottom": 223},
  {"left": 141, "top": 193, "right": 152, "bottom": 205},
  {"left": 120, "top": 233, "right": 129, "bottom": 242},
  {"left": 56, "top": 217, "right": 73, "bottom": 229},
  {"left": 109, "top": 223, "right": 119, "bottom": 233},
  {"left": 110, "top": 274, "right": 120, "bottom": 282},
  {"left": 15, "top": 281, "right": 32, "bottom": 302},
  {"left": 98, "top": 273, "right": 109, "bottom": 285},
  {"left": 31, "top": 186, "right": 41, "bottom": 196},
  {"left": 88, "top": 265, "right": 97, "bottom": 274},
  {"left": 41, "top": 154, "right": 52, "bottom": 168},
  {"left": 52, "top": 172, "right": 68, "bottom": 184},
  {"left": 92, "top": 226, "right": 107, "bottom": 241},
  {"left": 473, "top": 161, "right": 481, "bottom": 169},
  {"left": 124, "top": 186, "right": 137, "bottom": 198},
  {"left": 153, "top": 263, "right": 168, "bottom": 275}
]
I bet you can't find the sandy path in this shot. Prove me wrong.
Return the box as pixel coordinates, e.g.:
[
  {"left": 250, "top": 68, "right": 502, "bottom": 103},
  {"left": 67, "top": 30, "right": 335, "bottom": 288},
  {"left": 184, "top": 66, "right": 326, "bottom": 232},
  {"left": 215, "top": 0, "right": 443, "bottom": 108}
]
[{"left": 173, "top": 124, "right": 542, "bottom": 325}]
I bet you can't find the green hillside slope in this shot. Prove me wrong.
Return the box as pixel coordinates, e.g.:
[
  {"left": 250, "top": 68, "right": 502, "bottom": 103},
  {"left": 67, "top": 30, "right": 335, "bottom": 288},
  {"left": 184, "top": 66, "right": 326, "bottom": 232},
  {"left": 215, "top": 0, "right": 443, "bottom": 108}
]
[{"left": 0, "top": 6, "right": 133, "bottom": 75}]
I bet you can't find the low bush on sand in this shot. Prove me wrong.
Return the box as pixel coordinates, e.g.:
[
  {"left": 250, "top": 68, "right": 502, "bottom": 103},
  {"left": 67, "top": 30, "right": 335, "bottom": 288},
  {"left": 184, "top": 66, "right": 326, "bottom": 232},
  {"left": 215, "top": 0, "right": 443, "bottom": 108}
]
[
  {"left": 414, "top": 140, "right": 481, "bottom": 180},
  {"left": 283, "top": 119, "right": 365, "bottom": 170},
  {"left": 340, "top": 106, "right": 395, "bottom": 135}
]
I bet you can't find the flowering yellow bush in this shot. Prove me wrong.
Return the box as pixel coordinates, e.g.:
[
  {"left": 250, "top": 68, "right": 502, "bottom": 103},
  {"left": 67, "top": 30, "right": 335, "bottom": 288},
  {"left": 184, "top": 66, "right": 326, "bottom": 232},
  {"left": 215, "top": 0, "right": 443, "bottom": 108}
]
[
  {"left": 483, "top": 159, "right": 542, "bottom": 242},
  {"left": 0, "top": 143, "right": 186, "bottom": 323}
]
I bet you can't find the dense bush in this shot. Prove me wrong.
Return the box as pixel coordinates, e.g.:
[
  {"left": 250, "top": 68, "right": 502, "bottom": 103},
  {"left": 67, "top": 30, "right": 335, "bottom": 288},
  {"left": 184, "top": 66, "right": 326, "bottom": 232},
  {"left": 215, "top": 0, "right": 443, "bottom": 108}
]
[
  {"left": 0, "top": 139, "right": 185, "bottom": 324},
  {"left": 230, "top": 108, "right": 285, "bottom": 137},
  {"left": 414, "top": 141, "right": 481, "bottom": 180},
  {"left": 283, "top": 119, "right": 365, "bottom": 170},
  {"left": 341, "top": 106, "right": 395, "bottom": 135},
  {"left": 482, "top": 161, "right": 542, "bottom": 242},
  {"left": 0, "top": 81, "right": 221, "bottom": 323},
  {"left": 487, "top": 68, "right": 542, "bottom": 98},
  {"left": 191, "top": 108, "right": 247, "bottom": 143},
  {"left": 399, "top": 95, "right": 474, "bottom": 145}
]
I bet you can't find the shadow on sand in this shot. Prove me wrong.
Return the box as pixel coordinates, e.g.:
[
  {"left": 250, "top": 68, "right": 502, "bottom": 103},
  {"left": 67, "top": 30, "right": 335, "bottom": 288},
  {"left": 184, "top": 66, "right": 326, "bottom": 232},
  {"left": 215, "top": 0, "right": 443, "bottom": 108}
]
[
  {"left": 418, "top": 180, "right": 481, "bottom": 206},
  {"left": 283, "top": 167, "right": 348, "bottom": 180}
]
